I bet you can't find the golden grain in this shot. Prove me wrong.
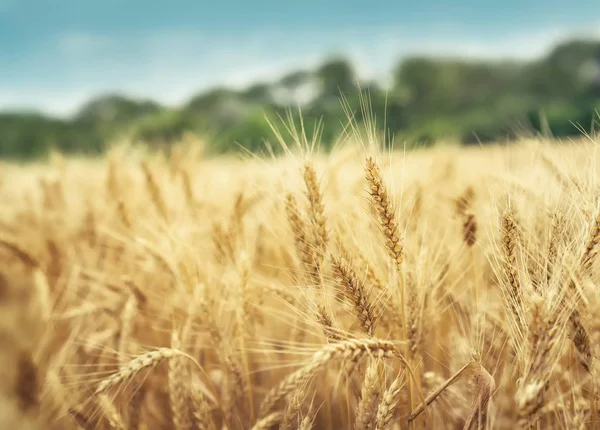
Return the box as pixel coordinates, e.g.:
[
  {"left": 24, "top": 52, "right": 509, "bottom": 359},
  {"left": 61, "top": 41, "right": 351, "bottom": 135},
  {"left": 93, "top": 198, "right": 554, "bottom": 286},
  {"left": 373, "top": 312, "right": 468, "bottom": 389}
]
[{"left": 2, "top": 136, "right": 600, "bottom": 429}]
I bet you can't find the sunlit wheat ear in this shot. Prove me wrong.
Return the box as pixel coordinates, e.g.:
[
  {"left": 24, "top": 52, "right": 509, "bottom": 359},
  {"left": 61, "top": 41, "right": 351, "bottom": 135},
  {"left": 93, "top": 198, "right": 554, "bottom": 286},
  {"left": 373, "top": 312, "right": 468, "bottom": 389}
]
[
  {"left": 284, "top": 192, "right": 318, "bottom": 284},
  {"left": 334, "top": 232, "right": 386, "bottom": 296},
  {"left": 405, "top": 273, "right": 424, "bottom": 361},
  {"left": 95, "top": 349, "right": 185, "bottom": 394},
  {"left": 364, "top": 157, "right": 403, "bottom": 270},
  {"left": 546, "top": 210, "right": 563, "bottom": 284},
  {"left": 191, "top": 382, "right": 217, "bottom": 430},
  {"left": 462, "top": 212, "right": 477, "bottom": 247},
  {"left": 500, "top": 206, "right": 524, "bottom": 327},
  {"left": 303, "top": 161, "right": 329, "bottom": 266},
  {"left": 354, "top": 359, "right": 382, "bottom": 430},
  {"left": 374, "top": 374, "right": 404, "bottom": 430},
  {"left": 515, "top": 292, "right": 565, "bottom": 426},
  {"left": 251, "top": 411, "right": 284, "bottom": 430},
  {"left": 331, "top": 254, "right": 378, "bottom": 337},
  {"left": 580, "top": 205, "right": 600, "bottom": 272},
  {"left": 315, "top": 303, "right": 341, "bottom": 341},
  {"left": 568, "top": 310, "right": 593, "bottom": 372},
  {"left": 561, "top": 242, "right": 595, "bottom": 372}
]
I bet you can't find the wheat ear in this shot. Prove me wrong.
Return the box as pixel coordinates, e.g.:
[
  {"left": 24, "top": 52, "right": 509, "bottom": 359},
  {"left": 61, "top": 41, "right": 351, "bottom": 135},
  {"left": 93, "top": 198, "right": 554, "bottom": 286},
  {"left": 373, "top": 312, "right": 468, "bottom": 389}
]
[
  {"left": 95, "top": 348, "right": 185, "bottom": 394},
  {"left": 374, "top": 375, "right": 404, "bottom": 430}
]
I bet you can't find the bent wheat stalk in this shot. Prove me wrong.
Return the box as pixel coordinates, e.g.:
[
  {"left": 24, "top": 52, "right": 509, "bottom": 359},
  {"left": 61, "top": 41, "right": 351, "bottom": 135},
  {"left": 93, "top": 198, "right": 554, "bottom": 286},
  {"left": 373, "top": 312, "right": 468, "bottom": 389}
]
[
  {"left": 258, "top": 338, "right": 411, "bottom": 418},
  {"left": 408, "top": 361, "right": 495, "bottom": 430}
]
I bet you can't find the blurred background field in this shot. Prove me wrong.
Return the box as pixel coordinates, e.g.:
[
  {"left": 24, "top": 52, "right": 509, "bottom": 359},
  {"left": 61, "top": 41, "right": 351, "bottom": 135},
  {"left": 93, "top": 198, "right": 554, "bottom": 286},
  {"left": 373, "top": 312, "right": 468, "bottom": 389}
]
[{"left": 1, "top": 1, "right": 600, "bottom": 159}]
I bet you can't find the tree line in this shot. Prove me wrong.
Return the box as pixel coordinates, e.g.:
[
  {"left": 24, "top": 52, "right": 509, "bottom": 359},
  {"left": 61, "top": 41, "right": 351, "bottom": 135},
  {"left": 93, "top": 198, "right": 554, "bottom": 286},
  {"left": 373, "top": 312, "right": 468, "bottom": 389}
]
[{"left": 1, "top": 38, "right": 600, "bottom": 159}]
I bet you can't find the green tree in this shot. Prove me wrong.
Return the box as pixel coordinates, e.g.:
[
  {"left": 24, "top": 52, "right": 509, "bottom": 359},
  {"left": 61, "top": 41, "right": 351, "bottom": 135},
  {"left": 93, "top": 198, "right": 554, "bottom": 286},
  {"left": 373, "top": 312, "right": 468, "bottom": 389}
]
[
  {"left": 316, "top": 57, "right": 357, "bottom": 99},
  {"left": 133, "top": 110, "right": 194, "bottom": 144},
  {"left": 240, "top": 83, "right": 273, "bottom": 104},
  {"left": 186, "top": 88, "right": 237, "bottom": 112},
  {"left": 217, "top": 109, "right": 277, "bottom": 154}
]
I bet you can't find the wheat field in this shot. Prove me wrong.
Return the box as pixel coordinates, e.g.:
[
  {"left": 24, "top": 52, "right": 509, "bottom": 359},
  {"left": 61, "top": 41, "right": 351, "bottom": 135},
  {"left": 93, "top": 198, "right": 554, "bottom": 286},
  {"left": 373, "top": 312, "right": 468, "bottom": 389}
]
[{"left": 1, "top": 129, "right": 600, "bottom": 430}]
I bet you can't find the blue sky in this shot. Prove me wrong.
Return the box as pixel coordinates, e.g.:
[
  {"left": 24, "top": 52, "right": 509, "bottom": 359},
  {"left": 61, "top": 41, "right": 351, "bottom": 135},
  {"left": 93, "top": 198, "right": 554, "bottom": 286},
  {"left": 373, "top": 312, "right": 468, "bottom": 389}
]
[{"left": 1, "top": 0, "right": 599, "bottom": 116}]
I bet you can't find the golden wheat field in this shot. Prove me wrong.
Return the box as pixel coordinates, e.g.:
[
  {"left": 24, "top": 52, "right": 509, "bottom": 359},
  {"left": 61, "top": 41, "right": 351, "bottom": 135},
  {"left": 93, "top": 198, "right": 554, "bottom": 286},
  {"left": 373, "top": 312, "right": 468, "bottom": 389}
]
[{"left": 2, "top": 131, "right": 600, "bottom": 430}]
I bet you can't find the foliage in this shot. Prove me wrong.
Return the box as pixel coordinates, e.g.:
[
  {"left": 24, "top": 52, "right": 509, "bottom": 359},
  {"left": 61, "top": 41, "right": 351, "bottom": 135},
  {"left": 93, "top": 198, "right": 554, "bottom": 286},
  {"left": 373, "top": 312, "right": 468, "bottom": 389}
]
[{"left": 1, "top": 38, "right": 600, "bottom": 159}]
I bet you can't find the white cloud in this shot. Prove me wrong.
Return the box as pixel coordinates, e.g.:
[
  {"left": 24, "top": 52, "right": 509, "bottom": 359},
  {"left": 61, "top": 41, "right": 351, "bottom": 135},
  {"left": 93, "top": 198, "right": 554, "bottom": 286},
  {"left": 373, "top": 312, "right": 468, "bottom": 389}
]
[{"left": 1, "top": 23, "right": 600, "bottom": 117}]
